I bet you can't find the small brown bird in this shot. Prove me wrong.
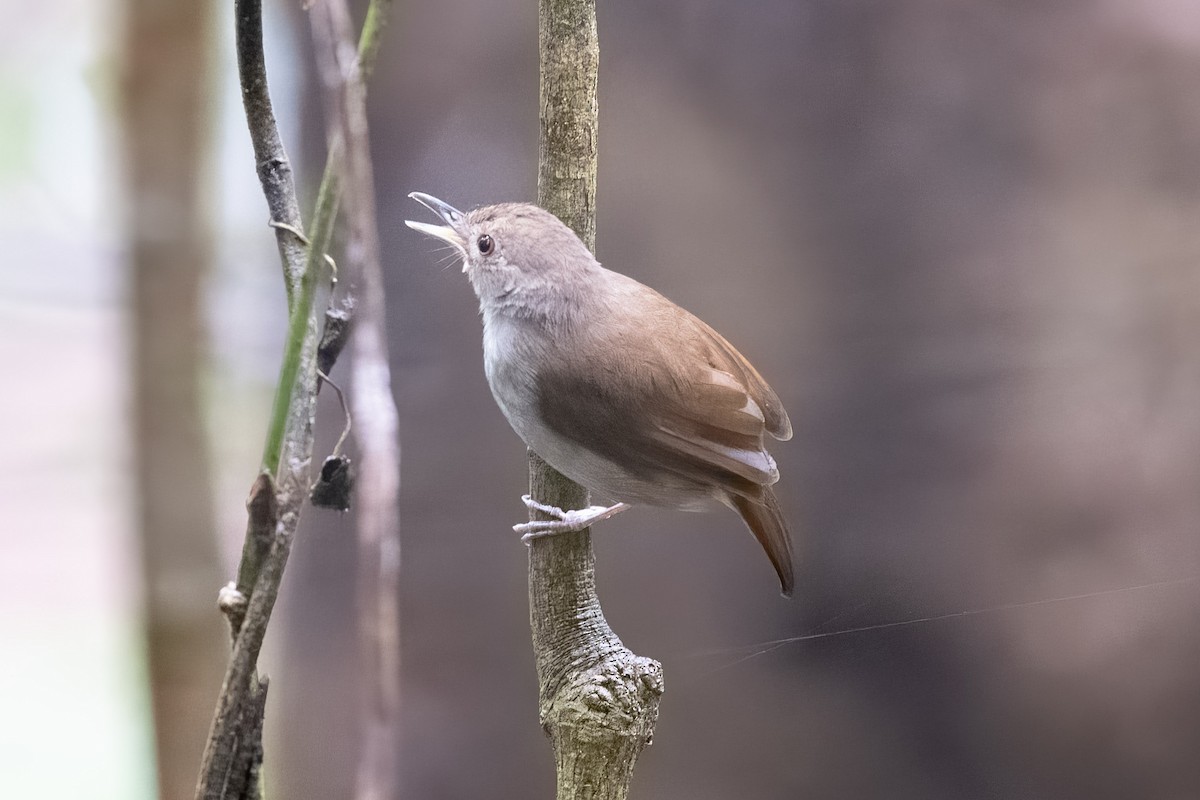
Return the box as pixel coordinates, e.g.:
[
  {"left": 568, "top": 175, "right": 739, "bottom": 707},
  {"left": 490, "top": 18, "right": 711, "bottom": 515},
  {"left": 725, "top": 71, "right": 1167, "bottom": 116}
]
[{"left": 406, "top": 193, "right": 795, "bottom": 595}]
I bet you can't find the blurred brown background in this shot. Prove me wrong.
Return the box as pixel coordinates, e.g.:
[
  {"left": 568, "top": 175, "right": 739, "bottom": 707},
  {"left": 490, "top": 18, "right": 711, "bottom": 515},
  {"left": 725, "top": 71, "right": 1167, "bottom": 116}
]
[{"left": 4, "top": 1, "right": 1200, "bottom": 799}]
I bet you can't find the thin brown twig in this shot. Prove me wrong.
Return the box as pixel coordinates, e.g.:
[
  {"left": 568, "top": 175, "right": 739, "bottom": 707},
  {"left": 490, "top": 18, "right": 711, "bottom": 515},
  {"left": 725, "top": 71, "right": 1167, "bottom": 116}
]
[{"left": 194, "top": 1, "right": 392, "bottom": 797}]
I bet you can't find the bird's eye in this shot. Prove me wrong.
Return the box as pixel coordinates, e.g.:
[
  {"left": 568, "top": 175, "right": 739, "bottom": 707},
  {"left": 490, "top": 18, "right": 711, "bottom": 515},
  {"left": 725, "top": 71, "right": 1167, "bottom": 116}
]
[{"left": 477, "top": 234, "right": 494, "bottom": 255}]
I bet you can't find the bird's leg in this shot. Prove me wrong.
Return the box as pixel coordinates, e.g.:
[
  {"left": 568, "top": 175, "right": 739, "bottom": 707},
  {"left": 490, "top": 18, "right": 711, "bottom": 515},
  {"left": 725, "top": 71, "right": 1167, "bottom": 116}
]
[{"left": 514, "top": 494, "right": 632, "bottom": 543}]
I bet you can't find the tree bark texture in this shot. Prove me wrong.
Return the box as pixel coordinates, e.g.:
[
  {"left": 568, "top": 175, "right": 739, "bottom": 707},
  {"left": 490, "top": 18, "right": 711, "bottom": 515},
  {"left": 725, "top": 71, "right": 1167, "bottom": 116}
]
[
  {"left": 121, "top": 2, "right": 229, "bottom": 798},
  {"left": 538, "top": 0, "right": 600, "bottom": 251},
  {"left": 530, "top": 3, "right": 664, "bottom": 797}
]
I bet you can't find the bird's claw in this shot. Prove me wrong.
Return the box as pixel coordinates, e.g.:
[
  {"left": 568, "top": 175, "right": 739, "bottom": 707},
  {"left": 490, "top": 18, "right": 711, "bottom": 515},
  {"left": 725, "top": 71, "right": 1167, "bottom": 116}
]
[
  {"left": 520, "top": 494, "right": 565, "bottom": 518},
  {"left": 514, "top": 496, "right": 633, "bottom": 544}
]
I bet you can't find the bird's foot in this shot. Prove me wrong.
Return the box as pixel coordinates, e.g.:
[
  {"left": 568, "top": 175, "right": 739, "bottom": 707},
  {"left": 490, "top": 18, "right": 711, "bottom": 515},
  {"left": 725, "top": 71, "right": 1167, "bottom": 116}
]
[{"left": 515, "top": 494, "right": 632, "bottom": 543}]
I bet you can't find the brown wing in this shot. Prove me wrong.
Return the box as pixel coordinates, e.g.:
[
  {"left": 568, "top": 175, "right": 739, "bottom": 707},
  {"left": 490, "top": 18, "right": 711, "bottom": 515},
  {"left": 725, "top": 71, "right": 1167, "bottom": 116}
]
[
  {"left": 688, "top": 316, "right": 792, "bottom": 442},
  {"left": 533, "top": 284, "right": 795, "bottom": 592},
  {"left": 654, "top": 313, "right": 796, "bottom": 595},
  {"left": 536, "top": 301, "right": 788, "bottom": 501},
  {"left": 535, "top": 358, "right": 775, "bottom": 502}
]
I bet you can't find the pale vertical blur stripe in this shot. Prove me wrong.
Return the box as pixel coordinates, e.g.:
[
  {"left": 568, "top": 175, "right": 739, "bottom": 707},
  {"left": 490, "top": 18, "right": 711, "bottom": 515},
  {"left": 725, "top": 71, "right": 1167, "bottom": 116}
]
[
  {"left": 0, "top": 0, "right": 152, "bottom": 794},
  {"left": 0, "top": 0, "right": 294, "bottom": 795}
]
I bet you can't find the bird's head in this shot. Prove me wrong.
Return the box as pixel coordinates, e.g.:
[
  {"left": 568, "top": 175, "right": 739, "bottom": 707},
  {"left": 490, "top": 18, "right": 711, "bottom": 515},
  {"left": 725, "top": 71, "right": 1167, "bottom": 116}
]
[{"left": 405, "top": 192, "right": 599, "bottom": 317}]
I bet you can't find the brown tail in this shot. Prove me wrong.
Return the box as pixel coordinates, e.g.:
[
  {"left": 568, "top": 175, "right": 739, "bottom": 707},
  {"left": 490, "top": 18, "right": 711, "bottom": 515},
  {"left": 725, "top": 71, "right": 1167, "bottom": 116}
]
[{"left": 730, "top": 489, "right": 795, "bottom": 597}]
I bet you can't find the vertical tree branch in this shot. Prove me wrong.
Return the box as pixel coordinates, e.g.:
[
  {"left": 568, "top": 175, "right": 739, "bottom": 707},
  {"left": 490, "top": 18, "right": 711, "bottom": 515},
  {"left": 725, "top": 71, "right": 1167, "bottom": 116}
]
[
  {"left": 194, "top": 4, "right": 319, "bottom": 795},
  {"left": 537, "top": 0, "right": 599, "bottom": 249},
  {"left": 309, "top": 2, "right": 402, "bottom": 800},
  {"left": 233, "top": 0, "right": 307, "bottom": 303},
  {"left": 530, "top": 2, "right": 664, "bottom": 798},
  {"left": 195, "top": 2, "right": 393, "bottom": 798}
]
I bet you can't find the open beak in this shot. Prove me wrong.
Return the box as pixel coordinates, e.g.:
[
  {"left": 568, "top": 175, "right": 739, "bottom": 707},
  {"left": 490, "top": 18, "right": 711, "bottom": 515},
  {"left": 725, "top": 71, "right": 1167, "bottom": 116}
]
[{"left": 405, "top": 192, "right": 468, "bottom": 260}]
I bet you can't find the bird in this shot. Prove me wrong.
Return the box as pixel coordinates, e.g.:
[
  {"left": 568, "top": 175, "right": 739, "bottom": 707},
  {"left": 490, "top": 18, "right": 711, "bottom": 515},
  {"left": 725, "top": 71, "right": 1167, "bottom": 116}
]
[{"left": 405, "top": 193, "right": 795, "bottom": 595}]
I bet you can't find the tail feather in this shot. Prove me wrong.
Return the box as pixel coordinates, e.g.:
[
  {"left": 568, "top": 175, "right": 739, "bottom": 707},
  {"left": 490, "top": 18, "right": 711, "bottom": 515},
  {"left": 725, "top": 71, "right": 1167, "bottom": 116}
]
[{"left": 730, "top": 489, "right": 795, "bottom": 597}]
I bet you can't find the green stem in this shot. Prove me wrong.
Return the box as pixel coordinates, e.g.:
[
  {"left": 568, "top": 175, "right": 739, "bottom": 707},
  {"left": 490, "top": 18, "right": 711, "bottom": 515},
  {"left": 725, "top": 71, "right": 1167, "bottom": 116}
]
[
  {"left": 259, "top": 165, "right": 339, "bottom": 475},
  {"left": 257, "top": 0, "right": 393, "bottom": 476}
]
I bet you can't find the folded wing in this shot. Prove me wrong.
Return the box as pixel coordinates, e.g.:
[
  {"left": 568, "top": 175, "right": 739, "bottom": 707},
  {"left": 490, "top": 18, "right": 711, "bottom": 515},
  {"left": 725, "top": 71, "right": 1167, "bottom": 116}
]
[{"left": 533, "top": 297, "right": 795, "bottom": 592}]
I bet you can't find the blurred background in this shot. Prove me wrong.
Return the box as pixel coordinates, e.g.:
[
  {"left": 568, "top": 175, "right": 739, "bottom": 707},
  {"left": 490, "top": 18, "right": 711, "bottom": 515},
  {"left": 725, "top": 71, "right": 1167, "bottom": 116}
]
[{"left": 4, "top": 0, "right": 1200, "bottom": 798}]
